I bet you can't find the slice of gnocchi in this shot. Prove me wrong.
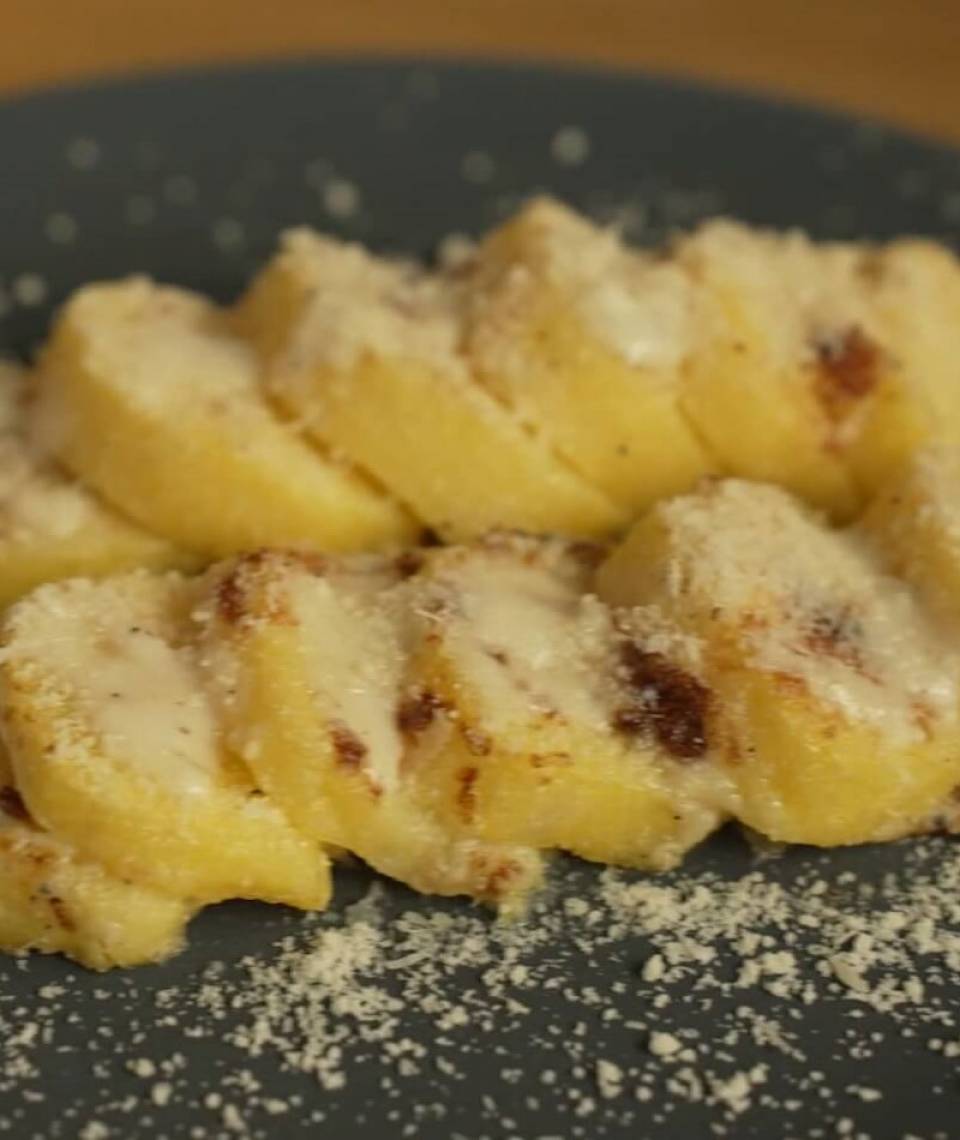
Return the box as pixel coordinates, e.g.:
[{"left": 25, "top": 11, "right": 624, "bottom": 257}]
[
  {"left": 597, "top": 478, "right": 960, "bottom": 845},
  {"left": 859, "top": 445, "right": 960, "bottom": 627},
  {"left": 36, "top": 279, "right": 415, "bottom": 558},
  {"left": 399, "top": 534, "right": 730, "bottom": 870},
  {"left": 0, "top": 571, "right": 330, "bottom": 908},
  {"left": 0, "top": 750, "right": 191, "bottom": 969},
  {"left": 464, "top": 198, "right": 715, "bottom": 513},
  {"left": 676, "top": 221, "right": 878, "bottom": 518},
  {"left": 236, "top": 229, "right": 626, "bottom": 541},
  {"left": 0, "top": 360, "right": 186, "bottom": 606},
  {"left": 845, "top": 241, "right": 960, "bottom": 495},
  {"left": 194, "top": 549, "right": 543, "bottom": 911}
]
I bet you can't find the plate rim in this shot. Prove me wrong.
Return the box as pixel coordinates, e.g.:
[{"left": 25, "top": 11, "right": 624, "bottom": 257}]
[{"left": 0, "top": 52, "right": 957, "bottom": 158}]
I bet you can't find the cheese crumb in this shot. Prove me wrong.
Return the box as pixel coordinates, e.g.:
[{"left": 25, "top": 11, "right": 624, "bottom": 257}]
[
  {"left": 551, "top": 125, "right": 591, "bottom": 166},
  {"left": 649, "top": 1031, "right": 682, "bottom": 1057}
]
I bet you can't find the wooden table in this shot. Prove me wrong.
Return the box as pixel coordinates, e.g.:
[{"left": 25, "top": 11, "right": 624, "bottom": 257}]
[{"left": 4, "top": 0, "right": 959, "bottom": 144}]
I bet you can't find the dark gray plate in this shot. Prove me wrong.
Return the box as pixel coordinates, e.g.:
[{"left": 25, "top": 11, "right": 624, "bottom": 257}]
[{"left": 1, "top": 60, "right": 959, "bottom": 1140}]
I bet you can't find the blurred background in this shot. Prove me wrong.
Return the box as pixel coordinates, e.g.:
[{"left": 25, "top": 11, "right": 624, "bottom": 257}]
[{"left": 4, "top": 0, "right": 959, "bottom": 142}]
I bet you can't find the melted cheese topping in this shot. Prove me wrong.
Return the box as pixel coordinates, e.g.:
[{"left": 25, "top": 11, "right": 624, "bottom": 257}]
[
  {"left": 478, "top": 198, "right": 694, "bottom": 371},
  {"left": 859, "top": 446, "right": 960, "bottom": 627},
  {"left": 580, "top": 266, "right": 691, "bottom": 371},
  {"left": 289, "top": 571, "right": 405, "bottom": 794},
  {"left": 41, "top": 280, "right": 321, "bottom": 470},
  {"left": 74, "top": 282, "right": 256, "bottom": 411},
  {"left": 276, "top": 230, "right": 465, "bottom": 375},
  {"left": 0, "top": 363, "right": 115, "bottom": 544},
  {"left": 0, "top": 435, "right": 91, "bottom": 542},
  {"left": 884, "top": 446, "right": 960, "bottom": 547},
  {"left": 621, "top": 480, "right": 960, "bottom": 743},
  {"left": 4, "top": 575, "right": 221, "bottom": 794},
  {"left": 415, "top": 545, "right": 616, "bottom": 734},
  {"left": 678, "top": 220, "right": 881, "bottom": 371}
]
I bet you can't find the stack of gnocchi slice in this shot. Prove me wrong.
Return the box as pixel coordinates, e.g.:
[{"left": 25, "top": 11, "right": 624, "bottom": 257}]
[
  {"left": 4, "top": 473, "right": 960, "bottom": 968},
  {"left": 25, "top": 195, "right": 960, "bottom": 579},
  {"left": 2, "top": 198, "right": 960, "bottom": 968}
]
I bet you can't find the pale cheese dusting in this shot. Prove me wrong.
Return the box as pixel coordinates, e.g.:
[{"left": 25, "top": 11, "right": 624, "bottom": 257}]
[
  {"left": 3, "top": 575, "right": 220, "bottom": 795},
  {"left": 633, "top": 479, "right": 960, "bottom": 744}
]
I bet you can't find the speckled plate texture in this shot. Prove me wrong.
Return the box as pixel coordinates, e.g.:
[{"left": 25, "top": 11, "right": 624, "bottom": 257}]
[{"left": 1, "top": 59, "right": 960, "bottom": 1140}]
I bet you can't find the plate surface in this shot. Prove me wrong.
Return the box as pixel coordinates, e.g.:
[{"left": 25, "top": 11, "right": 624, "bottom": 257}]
[{"left": 1, "top": 59, "right": 960, "bottom": 1140}]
